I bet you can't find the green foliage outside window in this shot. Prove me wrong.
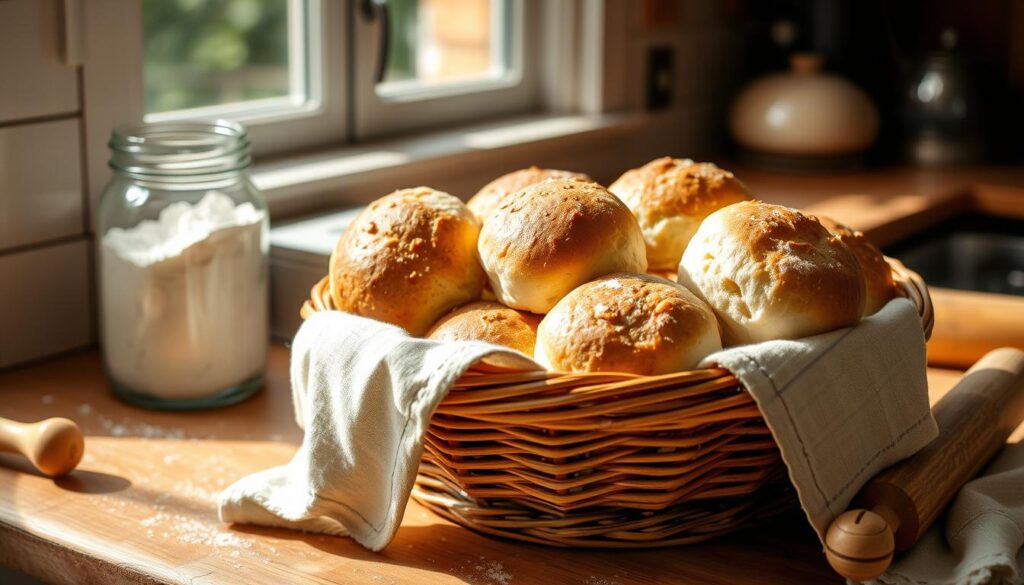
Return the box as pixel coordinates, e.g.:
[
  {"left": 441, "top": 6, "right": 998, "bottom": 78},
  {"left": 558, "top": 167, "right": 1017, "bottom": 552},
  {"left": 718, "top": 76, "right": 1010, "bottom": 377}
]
[
  {"left": 143, "top": 0, "right": 292, "bottom": 114},
  {"left": 142, "top": 0, "right": 425, "bottom": 114}
]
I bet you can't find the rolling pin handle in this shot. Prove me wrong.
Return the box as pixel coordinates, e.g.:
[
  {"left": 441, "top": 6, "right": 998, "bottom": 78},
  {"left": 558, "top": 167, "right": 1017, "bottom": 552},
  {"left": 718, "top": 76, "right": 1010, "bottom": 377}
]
[
  {"left": 0, "top": 417, "right": 85, "bottom": 477},
  {"left": 825, "top": 505, "right": 900, "bottom": 582}
]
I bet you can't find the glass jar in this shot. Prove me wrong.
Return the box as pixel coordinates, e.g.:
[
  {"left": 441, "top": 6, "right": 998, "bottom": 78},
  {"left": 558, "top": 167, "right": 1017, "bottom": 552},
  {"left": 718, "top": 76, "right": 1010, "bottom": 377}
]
[{"left": 97, "top": 120, "right": 269, "bottom": 410}]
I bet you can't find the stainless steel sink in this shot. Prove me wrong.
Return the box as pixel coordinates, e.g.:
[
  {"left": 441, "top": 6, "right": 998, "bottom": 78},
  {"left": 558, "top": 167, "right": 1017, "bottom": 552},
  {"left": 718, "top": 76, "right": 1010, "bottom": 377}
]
[{"left": 884, "top": 213, "right": 1024, "bottom": 296}]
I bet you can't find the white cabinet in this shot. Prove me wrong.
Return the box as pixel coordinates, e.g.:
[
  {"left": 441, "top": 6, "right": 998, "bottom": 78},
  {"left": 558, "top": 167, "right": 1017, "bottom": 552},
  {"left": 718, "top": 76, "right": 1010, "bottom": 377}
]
[
  {"left": 0, "top": 1, "right": 91, "bottom": 368},
  {"left": 0, "top": 239, "right": 92, "bottom": 367},
  {"left": 0, "top": 119, "right": 84, "bottom": 249},
  {"left": 0, "top": 0, "right": 79, "bottom": 124}
]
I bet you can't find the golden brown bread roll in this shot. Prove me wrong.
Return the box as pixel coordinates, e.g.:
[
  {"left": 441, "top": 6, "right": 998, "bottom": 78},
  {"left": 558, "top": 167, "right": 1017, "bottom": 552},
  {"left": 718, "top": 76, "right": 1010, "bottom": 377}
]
[
  {"left": 610, "top": 157, "right": 753, "bottom": 270},
  {"left": 678, "top": 201, "right": 865, "bottom": 345},
  {"left": 426, "top": 301, "right": 540, "bottom": 355},
  {"left": 478, "top": 179, "right": 648, "bottom": 314},
  {"left": 467, "top": 166, "right": 592, "bottom": 222},
  {"left": 535, "top": 273, "right": 722, "bottom": 374},
  {"left": 816, "top": 216, "right": 897, "bottom": 316},
  {"left": 329, "top": 187, "right": 484, "bottom": 335}
]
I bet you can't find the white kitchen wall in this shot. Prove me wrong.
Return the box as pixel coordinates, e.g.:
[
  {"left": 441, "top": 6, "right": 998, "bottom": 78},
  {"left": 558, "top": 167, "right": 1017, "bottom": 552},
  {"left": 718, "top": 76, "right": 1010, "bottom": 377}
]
[{"left": 0, "top": 0, "right": 92, "bottom": 368}]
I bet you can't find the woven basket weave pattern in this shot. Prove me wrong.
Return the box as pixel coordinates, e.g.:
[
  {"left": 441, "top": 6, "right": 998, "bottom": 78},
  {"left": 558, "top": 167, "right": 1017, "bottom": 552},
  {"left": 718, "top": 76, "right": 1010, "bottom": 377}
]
[{"left": 301, "top": 259, "right": 932, "bottom": 547}]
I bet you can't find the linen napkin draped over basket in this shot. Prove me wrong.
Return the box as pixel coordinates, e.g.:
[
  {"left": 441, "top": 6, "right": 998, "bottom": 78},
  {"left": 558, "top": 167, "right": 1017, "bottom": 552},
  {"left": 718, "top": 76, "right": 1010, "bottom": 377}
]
[{"left": 219, "top": 257, "right": 936, "bottom": 551}]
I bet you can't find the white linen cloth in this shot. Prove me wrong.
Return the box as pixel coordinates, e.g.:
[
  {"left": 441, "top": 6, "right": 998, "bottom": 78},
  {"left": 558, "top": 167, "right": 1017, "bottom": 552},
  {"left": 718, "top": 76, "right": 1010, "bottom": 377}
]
[
  {"left": 697, "top": 298, "right": 937, "bottom": 540},
  {"left": 219, "top": 298, "right": 938, "bottom": 556},
  {"left": 218, "top": 310, "right": 538, "bottom": 550}
]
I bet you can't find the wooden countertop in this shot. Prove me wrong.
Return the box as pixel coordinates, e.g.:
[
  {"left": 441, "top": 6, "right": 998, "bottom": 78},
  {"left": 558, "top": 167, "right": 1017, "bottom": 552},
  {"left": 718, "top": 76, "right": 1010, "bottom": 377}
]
[
  {"left": 732, "top": 164, "right": 1024, "bottom": 247},
  {"left": 3, "top": 165, "right": 1022, "bottom": 584},
  {"left": 0, "top": 345, "right": 970, "bottom": 585}
]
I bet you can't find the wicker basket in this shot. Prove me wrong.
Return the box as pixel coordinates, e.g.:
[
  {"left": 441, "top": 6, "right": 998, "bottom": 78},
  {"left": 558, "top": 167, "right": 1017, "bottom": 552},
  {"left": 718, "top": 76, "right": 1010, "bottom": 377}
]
[{"left": 301, "top": 258, "right": 933, "bottom": 547}]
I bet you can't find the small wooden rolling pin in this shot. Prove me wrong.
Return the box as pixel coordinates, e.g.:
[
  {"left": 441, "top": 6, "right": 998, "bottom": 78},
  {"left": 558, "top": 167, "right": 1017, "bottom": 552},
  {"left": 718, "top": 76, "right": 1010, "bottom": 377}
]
[
  {"left": 0, "top": 416, "right": 85, "bottom": 477},
  {"left": 825, "top": 347, "right": 1024, "bottom": 581}
]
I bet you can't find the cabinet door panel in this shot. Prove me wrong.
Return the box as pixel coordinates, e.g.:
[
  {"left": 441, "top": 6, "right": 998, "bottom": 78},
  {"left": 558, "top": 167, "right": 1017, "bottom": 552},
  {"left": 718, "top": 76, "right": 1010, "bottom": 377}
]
[
  {"left": 0, "top": 239, "right": 92, "bottom": 367},
  {"left": 0, "top": 119, "right": 84, "bottom": 249},
  {"left": 0, "top": 0, "right": 79, "bottom": 123}
]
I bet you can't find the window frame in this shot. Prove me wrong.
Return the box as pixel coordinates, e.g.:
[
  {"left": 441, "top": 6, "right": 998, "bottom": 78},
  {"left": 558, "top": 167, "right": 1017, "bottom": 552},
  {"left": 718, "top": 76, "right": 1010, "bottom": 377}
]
[
  {"left": 88, "top": 0, "right": 546, "bottom": 152},
  {"left": 351, "top": 0, "right": 542, "bottom": 139},
  {"left": 140, "top": 0, "right": 349, "bottom": 157}
]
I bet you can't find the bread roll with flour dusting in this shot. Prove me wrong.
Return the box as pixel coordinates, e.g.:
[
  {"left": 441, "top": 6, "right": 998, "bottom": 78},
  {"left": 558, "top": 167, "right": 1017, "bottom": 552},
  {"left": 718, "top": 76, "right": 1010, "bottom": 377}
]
[
  {"left": 816, "top": 216, "right": 896, "bottom": 317},
  {"left": 329, "top": 187, "right": 484, "bottom": 335},
  {"left": 427, "top": 301, "right": 540, "bottom": 356},
  {"left": 610, "top": 157, "right": 752, "bottom": 270},
  {"left": 678, "top": 201, "right": 865, "bottom": 345},
  {"left": 535, "top": 273, "right": 721, "bottom": 374},
  {"left": 467, "top": 166, "right": 592, "bottom": 222},
  {"left": 478, "top": 179, "right": 647, "bottom": 314}
]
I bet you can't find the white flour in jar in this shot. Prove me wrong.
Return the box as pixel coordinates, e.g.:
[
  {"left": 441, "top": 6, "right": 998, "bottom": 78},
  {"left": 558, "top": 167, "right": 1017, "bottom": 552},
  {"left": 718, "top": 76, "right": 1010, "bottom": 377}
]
[{"left": 101, "top": 192, "right": 268, "bottom": 399}]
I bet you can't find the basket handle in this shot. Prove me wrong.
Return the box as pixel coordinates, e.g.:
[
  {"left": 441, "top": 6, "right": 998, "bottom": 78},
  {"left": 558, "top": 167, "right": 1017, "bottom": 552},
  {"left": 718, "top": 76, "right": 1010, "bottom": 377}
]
[{"left": 824, "top": 348, "right": 1024, "bottom": 581}]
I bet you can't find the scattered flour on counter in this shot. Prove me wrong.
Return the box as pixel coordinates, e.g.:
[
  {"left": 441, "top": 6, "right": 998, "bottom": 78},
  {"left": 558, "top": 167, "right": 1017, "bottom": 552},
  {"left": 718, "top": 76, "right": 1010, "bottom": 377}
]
[
  {"left": 162, "top": 453, "right": 182, "bottom": 464},
  {"left": 78, "top": 403, "right": 93, "bottom": 415},
  {"left": 476, "top": 560, "right": 512, "bottom": 585},
  {"left": 213, "top": 532, "right": 252, "bottom": 548},
  {"left": 98, "top": 415, "right": 186, "bottom": 439},
  {"left": 452, "top": 557, "right": 513, "bottom": 585},
  {"left": 138, "top": 510, "right": 266, "bottom": 557},
  {"left": 174, "top": 479, "right": 218, "bottom": 503},
  {"left": 41, "top": 394, "right": 54, "bottom": 405}
]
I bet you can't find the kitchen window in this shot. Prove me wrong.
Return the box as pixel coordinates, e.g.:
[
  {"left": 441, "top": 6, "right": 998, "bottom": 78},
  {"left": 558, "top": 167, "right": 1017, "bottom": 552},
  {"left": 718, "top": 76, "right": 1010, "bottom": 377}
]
[
  {"left": 127, "top": 0, "right": 538, "bottom": 152},
  {"left": 79, "top": 0, "right": 611, "bottom": 212}
]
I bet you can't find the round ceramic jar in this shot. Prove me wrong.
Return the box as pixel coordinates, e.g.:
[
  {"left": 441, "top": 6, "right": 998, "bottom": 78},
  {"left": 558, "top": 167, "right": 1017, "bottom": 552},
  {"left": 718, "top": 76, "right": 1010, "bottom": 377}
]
[{"left": 730, "top": 54, "right": 880, "bottom": 158}]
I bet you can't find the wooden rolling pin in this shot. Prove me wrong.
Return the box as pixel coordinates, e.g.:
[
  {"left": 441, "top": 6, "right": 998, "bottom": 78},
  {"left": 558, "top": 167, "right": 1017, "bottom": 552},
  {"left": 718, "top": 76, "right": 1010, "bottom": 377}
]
[
  {"left": 0, "top": 416, "right": 84, "bottom": 477},
  {"left": 926, "top": 289, "right": 1024, "bottom": 368},
  {"left": 825, "top": 347, "right": 1024, "bottom": 581}
]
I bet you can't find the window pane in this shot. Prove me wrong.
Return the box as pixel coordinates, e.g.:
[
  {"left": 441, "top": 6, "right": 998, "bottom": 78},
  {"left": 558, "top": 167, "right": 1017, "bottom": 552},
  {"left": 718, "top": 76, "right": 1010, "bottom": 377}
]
[
  {"left": 383, "top": 0, "right": 509, "bottom": 86},
  {"left": 142, "top": 0, "right": 304, "bottom": 115}
]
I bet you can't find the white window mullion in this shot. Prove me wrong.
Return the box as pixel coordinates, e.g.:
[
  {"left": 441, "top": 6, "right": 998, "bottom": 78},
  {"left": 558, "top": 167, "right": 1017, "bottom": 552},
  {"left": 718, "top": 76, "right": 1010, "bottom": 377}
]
[{"left": 352, "top": 0, "right": 541, "bottom": 140}]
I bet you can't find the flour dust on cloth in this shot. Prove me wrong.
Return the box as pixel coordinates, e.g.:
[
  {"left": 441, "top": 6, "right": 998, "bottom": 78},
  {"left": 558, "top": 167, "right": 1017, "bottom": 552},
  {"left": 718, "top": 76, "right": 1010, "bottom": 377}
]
[
  {"left": 218, "top": 298, "right": 936, "bottom": 553},
  {"left": 218, "top": 310, "right": 539, "bottom": 551}
]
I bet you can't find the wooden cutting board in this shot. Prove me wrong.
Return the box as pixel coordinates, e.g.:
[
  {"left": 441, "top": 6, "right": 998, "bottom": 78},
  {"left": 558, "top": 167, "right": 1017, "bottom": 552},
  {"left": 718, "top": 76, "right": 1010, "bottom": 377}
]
[{"left": 0, "top": 347, "right": 968, "bottom": 585}]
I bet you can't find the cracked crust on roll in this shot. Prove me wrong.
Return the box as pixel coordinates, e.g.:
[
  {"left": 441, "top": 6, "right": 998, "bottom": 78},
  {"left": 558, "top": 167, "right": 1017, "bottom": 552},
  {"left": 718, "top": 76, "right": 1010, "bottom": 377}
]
[
  {"left": 535, "top": 273, "right": 722, "bottom": 374},
  {"left": 329, "top": 187, "right": 484, "bottom": 335},
  {"left": 478, "top": 179, "right": 648, "bottom": 314},
  {"left": 678, "top": 201, "right": 865, "bottom": 345},
  {"left": 610, "top": 157, "right": 752, "bottom": 270},
  {"left": 816, "top": 216, "right": 897, "bottom": 316},
  {"left": 427, "top": 301, "right": 541, "bottom": 356},
  {"left": 467, "top": 166, "right": 593, "bottom": 222}
]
